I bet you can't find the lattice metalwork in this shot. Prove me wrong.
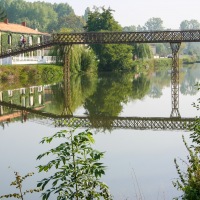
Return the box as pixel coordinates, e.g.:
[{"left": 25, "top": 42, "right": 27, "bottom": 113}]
[
  {"left": 1, "top": 30, "right": 200, "bottom": 58},
  {"left": 53, "top": 30, "right": 200, "bottom": 45},
  {"left": 0, "top": 101, "right": 195, "bottom": 130},
  {"left": 0, "top": 39, "right": 55, "bottom": 58},
  {"left": 54, "top": 116, "right": 194, "bottom": 131}
]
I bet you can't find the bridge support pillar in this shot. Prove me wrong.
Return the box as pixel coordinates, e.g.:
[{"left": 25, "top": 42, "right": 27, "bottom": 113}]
[
  {"left": 170, "top": 42, "right": 181, "bottom": 118},
  {"left": 63, "top": 45, "right": 72, "bottom": 115}
]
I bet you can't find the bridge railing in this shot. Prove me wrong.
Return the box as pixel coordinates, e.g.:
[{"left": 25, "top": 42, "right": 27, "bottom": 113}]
[
  {"left": 0, "top": 35, "right": 55, "bottom": 58},
  {"left": 52, "top": 30, "right": 200, "bottom": 45},
  {"left": 2, "top": 30, "right": 200, "bottom": 58}
]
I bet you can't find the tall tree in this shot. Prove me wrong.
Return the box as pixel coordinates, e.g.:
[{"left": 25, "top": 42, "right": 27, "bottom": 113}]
[
  {"left": 85, "top": 7, "right": 133, "bottom": 71},
  {"left": 180, "top": 19, "right": 200, "bottom": 30},
  {"left": 53, "top": 3, "right": 74, "bottom": 18},
  {"left": 57, "top": 13, "right": 85, "bottom": 32},
  {"left": 133, "top": 43, "right": 153, "bottom": 59},
  {"left": 83, "top": 7, "right": 90, "bottom": 22},
  {"left": 123, "top": 25, "right": 136, "bottom": 32},
  {"left": 144, "top": 17, "right": 164, "bottom": 31}
]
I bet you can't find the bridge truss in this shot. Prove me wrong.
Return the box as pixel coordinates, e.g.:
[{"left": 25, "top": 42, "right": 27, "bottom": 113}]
[{"left": 1, "top": 30, "right": 200, "bottom": 58}]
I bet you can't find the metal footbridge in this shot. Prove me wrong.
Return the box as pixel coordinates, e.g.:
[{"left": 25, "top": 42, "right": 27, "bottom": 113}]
[
  {"left": 0, "top": 29, "right": 199, "bottom": 129},
  {"left": 1, "top": 30, "right": 200, "bottom": 58}
]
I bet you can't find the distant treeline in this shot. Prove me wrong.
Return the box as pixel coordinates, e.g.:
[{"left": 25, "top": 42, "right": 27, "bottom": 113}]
[{"left": 0, "top": 0, "right": 87, "bottom": 32}]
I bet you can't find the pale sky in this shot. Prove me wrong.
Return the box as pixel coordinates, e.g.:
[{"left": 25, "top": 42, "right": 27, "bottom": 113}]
[{"left": 26, "top": 0, "right": 200, "bottom": 29}]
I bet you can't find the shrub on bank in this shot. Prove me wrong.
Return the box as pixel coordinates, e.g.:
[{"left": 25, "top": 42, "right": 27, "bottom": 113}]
[{"left": 173, "top": 84, "right": 200, "bottom": 199}]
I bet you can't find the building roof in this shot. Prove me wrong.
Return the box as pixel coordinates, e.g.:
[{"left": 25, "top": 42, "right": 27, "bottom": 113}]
[{"left": 0, "top": 19, "right": 46, "bottom": 35}]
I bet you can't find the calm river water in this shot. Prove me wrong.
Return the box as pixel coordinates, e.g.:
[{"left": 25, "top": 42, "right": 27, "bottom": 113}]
[{"left": 0, "top": 63, "right": 200, "bottom": 200}]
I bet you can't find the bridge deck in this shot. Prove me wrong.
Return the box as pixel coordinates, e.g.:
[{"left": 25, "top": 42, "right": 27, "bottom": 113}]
[{"left": 1, "top": 30, "right": 200, "bottom": 58}]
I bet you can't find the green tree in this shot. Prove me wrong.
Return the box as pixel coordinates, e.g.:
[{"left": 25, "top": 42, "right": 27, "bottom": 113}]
[
  {"left": 0, "top": 0, "right": 75, "bottom": 32},
  {"left": 133, "top": 43, "right": 153, "bottom": 59},
  {"left": 49, "top": 28, "right": 98, "bottom": 73},
  {"left": 57, "top": 13, "right": 85, "bottom": 32},
  {"left": 155, "top": 43, "right": 171, "bottom": 57},
  {"left": 0, "top": 6, "right": 6, "bottom": 21},
  {"left": 180, "top": 19, "right": 200, "bottom": 30},
  {"left": 85, "top": 7, "right": 134, "bottom": 71},
  {"left": 53, "top": 3, "right": 74, "bottom": 18},
  {"left": 123, "top": 25, "right": 136, "bottom": 32},
  {"left": 137, "top": 25, "right": 146, "bottom": 31},
  {"left": 144, "top": 17, "right": 164, "bottom": 31},
  {"left": 83, "top": 7, "right": 90, "bottom": 22},
  {"left": 85, "top": 7, "right": 121, "bottom": 32},
  {"left": 183, "top": 42, "right": 200, "bottom": 59},
  {"left": 37, "top": 125, "right": 112, "bottom": 200}
]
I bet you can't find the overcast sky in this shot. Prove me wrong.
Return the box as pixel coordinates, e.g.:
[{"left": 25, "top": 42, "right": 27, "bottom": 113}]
[{"left": 26, "top": 0, "right": 200, "bottom": 29}]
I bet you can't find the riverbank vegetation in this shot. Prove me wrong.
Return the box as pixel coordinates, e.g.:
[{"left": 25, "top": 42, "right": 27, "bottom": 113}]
[{"left": 173, "top": 89, "right": 200, "bottom": 199}]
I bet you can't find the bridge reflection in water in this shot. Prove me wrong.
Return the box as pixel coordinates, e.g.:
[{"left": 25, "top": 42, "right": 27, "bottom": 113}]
[{"left": 0, "top": 100, "right": 195, "bottom": 131}]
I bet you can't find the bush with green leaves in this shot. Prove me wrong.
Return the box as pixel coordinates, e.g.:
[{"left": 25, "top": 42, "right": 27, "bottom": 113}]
[
  {"left": 173, "top": 84, "right": 200, "bottom": 200},
  {"left": 0, "top": 171, "right": 41, "bottom": 199},
  {"left": 37, "top": 124, "right": 112, "bottom": 200}
]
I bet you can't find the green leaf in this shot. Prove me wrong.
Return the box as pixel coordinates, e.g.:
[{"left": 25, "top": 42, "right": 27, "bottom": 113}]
[{"left": 37, "top": 182, "right": 43, "bottom": 188}]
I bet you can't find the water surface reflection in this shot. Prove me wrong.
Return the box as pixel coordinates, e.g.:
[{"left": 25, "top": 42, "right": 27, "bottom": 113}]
[{"left": 0, "top": 64, "right": 200, "bottom": 199}]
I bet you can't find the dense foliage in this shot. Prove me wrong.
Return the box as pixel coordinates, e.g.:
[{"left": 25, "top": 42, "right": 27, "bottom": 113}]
[
  {"left": 50, "top": 43, "right": 98, "bottom": 73},
  {"left": 132, "top": 43, "right": 153, "bottom": 59},
  {"left": 0, "top": 0, "right": 85, "bottom": 32},
  {"left": 37, "top": 125, "right": 112, "bottom": 199},
  {"left": 0, "top": 6, "right": 6, "bottom": 21},
  {"left": 85, "top": 7, "right": 134, "bottom": 71}
]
